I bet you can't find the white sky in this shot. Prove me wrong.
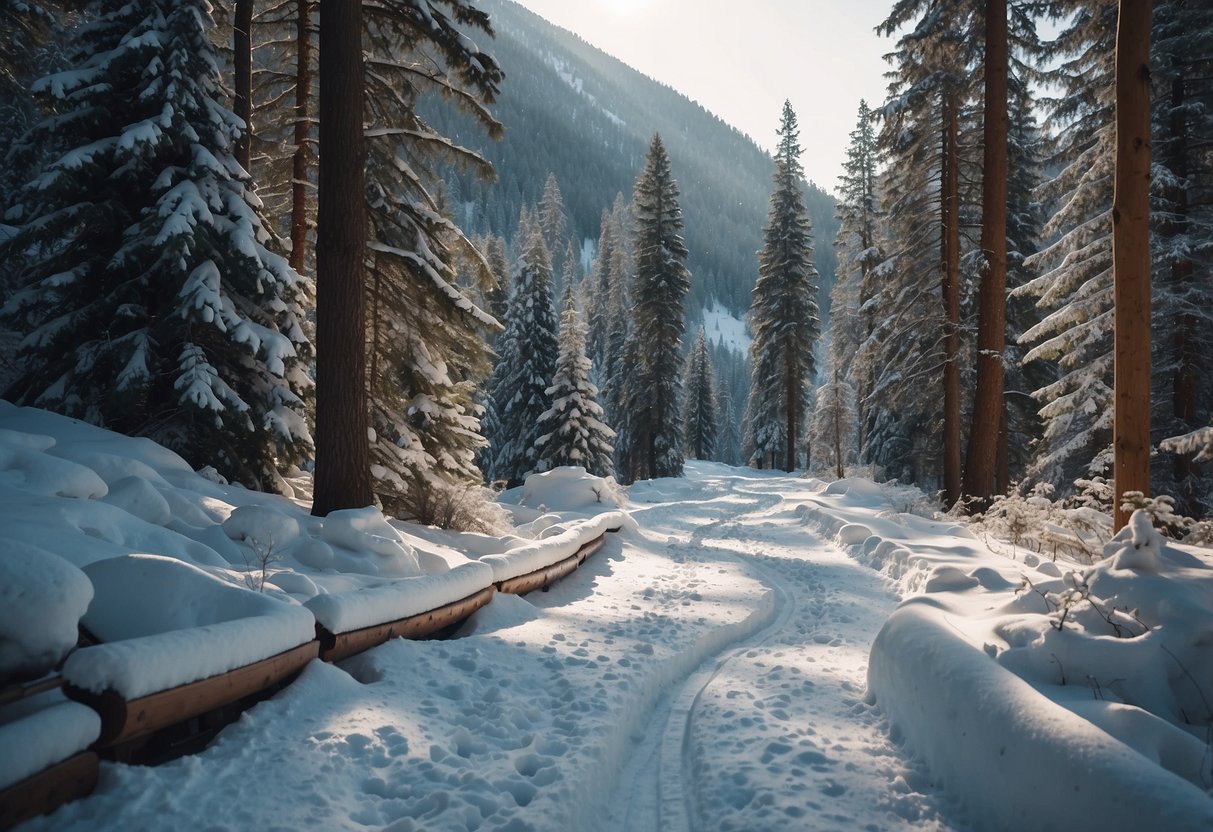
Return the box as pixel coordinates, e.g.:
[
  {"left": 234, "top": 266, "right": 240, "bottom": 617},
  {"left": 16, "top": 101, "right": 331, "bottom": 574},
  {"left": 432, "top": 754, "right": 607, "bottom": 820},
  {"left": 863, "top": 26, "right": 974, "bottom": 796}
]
[{"left": 510, "top": 0, "right": 895, "bottom": 192}]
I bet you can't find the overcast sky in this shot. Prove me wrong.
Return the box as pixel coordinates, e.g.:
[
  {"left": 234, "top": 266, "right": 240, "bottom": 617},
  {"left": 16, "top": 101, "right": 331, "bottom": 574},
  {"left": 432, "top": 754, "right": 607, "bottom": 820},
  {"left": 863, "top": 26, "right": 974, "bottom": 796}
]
[{"left": 510, "top": 0, "right": 895, "bottom": 192}]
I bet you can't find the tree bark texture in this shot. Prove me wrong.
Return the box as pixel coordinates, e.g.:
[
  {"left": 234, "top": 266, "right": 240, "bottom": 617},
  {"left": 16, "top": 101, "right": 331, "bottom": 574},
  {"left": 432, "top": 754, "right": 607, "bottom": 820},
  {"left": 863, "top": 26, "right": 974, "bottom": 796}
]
[
  {"left": 963, "top": 0, "right": 1010, "bottom": 506},
  {"left": 1112, "top": 0, "right": 1153, "bottom": 531},
  {"left": 290, "top": 0, "right": 314, "bottom": 274},
  {"left": 942, "top": 92, "right": 962, "bottom": 509},
  {"left": 312, "top": 0, "right": 372, "bottom": 516},
  {"left": 233, "top": 0, "right": 253, "bottom": 174}
]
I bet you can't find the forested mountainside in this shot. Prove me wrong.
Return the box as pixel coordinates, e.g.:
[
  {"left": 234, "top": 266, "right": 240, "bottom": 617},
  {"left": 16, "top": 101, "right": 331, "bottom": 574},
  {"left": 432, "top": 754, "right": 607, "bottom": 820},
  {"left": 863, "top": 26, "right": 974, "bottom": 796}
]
[{"left": 423, "top": 0, "right": 840, "bottom": 324}]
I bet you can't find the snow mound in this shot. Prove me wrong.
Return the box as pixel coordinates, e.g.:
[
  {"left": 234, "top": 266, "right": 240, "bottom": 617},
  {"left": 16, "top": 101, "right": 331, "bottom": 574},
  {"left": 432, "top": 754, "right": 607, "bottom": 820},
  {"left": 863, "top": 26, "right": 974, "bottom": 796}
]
[
  {"left": 518, "top": 466, "right": 626, "bottom": 512},
  {"left": 65, "top": 554, "right": 316, "bottom": 697},
  {"left": 0, "top": 541, "right": 93, "bottom": 679}
]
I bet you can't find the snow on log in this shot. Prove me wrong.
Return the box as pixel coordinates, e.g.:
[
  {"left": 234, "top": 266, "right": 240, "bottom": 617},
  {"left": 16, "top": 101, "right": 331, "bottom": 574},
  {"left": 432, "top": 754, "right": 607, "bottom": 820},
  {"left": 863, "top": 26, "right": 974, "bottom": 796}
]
[{"left": 479, "top": 512, "right": 626, "bottom": 584}]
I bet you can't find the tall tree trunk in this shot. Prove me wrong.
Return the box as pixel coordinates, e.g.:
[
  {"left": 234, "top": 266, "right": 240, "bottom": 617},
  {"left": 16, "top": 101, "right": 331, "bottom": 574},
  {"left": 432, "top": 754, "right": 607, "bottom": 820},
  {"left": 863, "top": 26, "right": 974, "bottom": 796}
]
[
  {"left": 233, "top": 0, "right": 253, "bottom": 174},
  {"left": 963, "top": 0, "right": 1010, "bottom": 507},
  {"left": 312, "top": 0, "right": 372, "bottom": 516},
  {"left": 1112, "top": 0, "right": 1153, "bottom": 531},
  {"left": 942, "top": 92, "right": 962, "bottom": 508},
  {"left": 834, "top": 367, "right": 844, "bottom": 479},
  {"left": 785, "top": 365, "right": 797, "bottom": 472},
  {"left": 290, "top": 0, "right": 314, "bottom": 273}
]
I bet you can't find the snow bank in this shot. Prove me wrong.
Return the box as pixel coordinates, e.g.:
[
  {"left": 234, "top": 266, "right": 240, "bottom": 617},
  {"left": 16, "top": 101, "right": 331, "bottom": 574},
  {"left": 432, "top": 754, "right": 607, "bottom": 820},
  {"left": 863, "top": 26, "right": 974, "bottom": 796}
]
[
  {"left": 517, "top": 466, "right": 626, "bottom": 512},
  {"left": 64, "top": 554, "right": 315, "bottom": 698},
  {"left": 305, "top": 561, "right": 494, "bottom": 635},
  {"left": 800, "top": 480, "right": 1213, "bottom": 830},
  {"left": 480, "top": 511, "right": 628, "bottom": 583},
  {"left": 0, "top": 697, "right": 99, "bottom": 790},
  {"left": 0, "top": 541, "right": 92, "bottom": 679},
  {"left": 870, "top": 600, "right": 1213, "bottom": 832}
]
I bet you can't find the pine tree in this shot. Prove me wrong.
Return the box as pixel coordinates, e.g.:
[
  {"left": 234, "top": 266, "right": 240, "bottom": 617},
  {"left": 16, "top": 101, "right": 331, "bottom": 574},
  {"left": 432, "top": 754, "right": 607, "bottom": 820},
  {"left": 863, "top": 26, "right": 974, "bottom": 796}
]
[
  {"left": 486, "top": 223, "right": 559, "bottom": 486},
  {"left": 356, "top": 0, "right": 503, "bottom": 523},
  {"left": 810, "top": 360, "right": 857, "bottom": 480},
  {"left": 538, "top": 172, "right": 570, "bottom": 283},
  {"left": 484, "top": 233, "right": 512, "bottom": 329},
  {"left": 832, "top": 100, "right": 882, "bottom": 463},
  {"left": 1150, "top": 0, "right": 1213, "bottom": 516},
  {"left": 683, "top": 329, "right": 717, "bottom": 460},
  {"left": 534, "top": 283, "right": 615, "bottom": 478},
  {"left": 2, "top": 0, "right": 312, "bottom": 491},
  {"left": 623, "top": 135, "right": 691, "bottom": 482},
  {"left": 745, "top": 102, "right": 819, "bottom": 472},
  {"left": 714, "top": 375, "right": 742, "bottom": 466},
  {"left": 1016, "top": 1, "right": 1118, "bottom": 489},
  {"left": 584, "top": 209, "right": 616, "bottom": 373}
]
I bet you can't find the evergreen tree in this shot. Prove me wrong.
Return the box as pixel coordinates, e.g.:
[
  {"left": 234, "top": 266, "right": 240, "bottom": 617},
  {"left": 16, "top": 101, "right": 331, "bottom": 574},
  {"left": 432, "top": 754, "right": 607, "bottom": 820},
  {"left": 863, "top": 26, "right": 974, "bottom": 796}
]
[
  {"left": 745, "top": 102, "right": 819, "bottom": 472},
  {"left": 357, "top": 0, "right": 503, "bottom": 523},
  {"left": 486, "top": 223, "right": 559, "bottom": 486},
  {"left": 2, "top": 0, "right": 312, "bottom": 490},
  {"left": 538, "top": 171, "right": 571, "bottom": 283},
  {"left": 534, "top": 283, "right": 615, "bottom": 477},
  {"left": 584, "top": 209, "right": 616, "bottom": 373},
  {"left": 683, "top": 328, "right": 717, "bottom": 460},
  {"left": 484, "top": 233, "right": 511, "bottom": 329},
  {"left": 832, "top": 99, "right": 882, "bottom": 462},
  {"left": 623, "top": 135, "right": 691, "bottom": 482},
  {"left": 714, "top": 375, "right": 742, "bottom": 466},
  {"left": 811, "top": 358, "right": 857, "bottom": 480},
  {"left": 1150, "top": 0, "right": 1213, "bottom": 516},
  {"left": 1016, "top": 0, "right": 1118, "bottom": 489}
]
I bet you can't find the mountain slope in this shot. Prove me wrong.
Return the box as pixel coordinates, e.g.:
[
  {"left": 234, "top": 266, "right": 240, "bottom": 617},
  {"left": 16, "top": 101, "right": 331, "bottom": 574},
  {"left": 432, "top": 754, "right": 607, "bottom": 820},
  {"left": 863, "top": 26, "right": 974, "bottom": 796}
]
[{"left": 425, "top": 0, "right": 840, "bottom": 324}]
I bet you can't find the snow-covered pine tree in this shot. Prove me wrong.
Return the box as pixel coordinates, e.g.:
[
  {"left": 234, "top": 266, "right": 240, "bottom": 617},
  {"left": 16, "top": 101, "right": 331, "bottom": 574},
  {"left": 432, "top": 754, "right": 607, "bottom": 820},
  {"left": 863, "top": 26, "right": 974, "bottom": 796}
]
[
  {"left": 360, "top": 0, "right": 503, "bottom": 523},
  {"left": 1150, "top": 0, "right": 1213, "bottom": 516},
  {"left": 1015, "top": 0, "right": 1118, "bottom": 490},
  {"left": 745, "top": 101, "right": 819, "bottom": 472},
  {"left": 538, "top": 172, "right": 570, "bottom": 285},
  {"left": 2, "top": 0, "right": 312, "bottom": 490},
  {"left": 810, "top": 359, "right": 857, "bottom": 480},
  {"left": 584, "top": 209, "right": 616, "bottom": 374},
  {"left": 683, "top": 328, "right": 717, "bottom": 461},
  {"left": 484, "top": 233, "right": 512, "bottom": 334},
  {"left": 832, "top": 99, "right": 882, "bottom": 461},
  {"left": 714, "top": 375, "right": 742, "bottom": 466},
  {"left": 534, "top": 283, "right": 615, "bottom": 478},
  {"left": 486, "top": 222, "right": 560, "bottom": 487},
  {"left": 623, "top": 134, "right": 691, "bottom": 482},
  {"left": 866, "top": 0, "right": 979, "bottom": 492}
]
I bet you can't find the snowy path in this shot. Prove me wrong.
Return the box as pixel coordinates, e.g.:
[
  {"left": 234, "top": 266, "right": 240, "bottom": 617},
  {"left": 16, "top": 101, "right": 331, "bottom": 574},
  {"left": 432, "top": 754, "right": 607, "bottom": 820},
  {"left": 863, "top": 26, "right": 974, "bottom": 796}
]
[
  {"left": 26, "top": 464, "right": 960, "bottom": 832},
  {"left": 608, "top": 469, "right": 953, "bottom": 832}
]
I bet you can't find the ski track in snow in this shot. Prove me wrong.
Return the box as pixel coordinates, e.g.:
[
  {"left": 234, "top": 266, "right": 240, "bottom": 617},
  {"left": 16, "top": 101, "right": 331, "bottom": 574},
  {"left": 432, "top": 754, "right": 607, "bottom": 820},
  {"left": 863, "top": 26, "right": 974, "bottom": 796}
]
[{"left": 609, "top": 472, "right": 954, "bottom": 832}]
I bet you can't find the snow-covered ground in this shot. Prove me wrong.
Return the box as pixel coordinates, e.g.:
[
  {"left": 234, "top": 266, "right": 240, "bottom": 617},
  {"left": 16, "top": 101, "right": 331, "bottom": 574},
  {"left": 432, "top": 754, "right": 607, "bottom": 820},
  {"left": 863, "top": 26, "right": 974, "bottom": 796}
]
[{"left": 3, "top": 406, "right": 1212, "bottom": 830}]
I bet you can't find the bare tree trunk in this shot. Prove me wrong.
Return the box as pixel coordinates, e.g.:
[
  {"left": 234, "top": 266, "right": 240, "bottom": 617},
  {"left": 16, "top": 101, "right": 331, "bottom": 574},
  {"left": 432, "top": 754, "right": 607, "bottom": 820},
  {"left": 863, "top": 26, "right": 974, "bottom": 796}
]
[
  {"left": 942, "top": 92, "right": 962, "bottom": 509},
  {"left": 963, "top": 0, "right": 1009, "bottom": 508},
  {"left": 312, "top": 0, "right": 372, "bottom": 516},
  {"left": 1112, "top": 0, "right": 1153, "bottom": 531},
  {"left": 289, "top": 0, "right": 314, "bottom": 274},
  {"left": 233, "top": 0, "right": 253, "bottom": 174}
]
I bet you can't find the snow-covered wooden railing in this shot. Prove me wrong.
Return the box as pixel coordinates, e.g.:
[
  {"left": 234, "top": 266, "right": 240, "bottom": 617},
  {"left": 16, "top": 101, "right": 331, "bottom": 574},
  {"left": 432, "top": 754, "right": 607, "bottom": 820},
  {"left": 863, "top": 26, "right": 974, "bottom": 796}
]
[
  {"left": 3, "top": 517, "right": 623, "bottom": 827},
  {"left": 0, "top": 676, "right": 100, "bottom": 832}
]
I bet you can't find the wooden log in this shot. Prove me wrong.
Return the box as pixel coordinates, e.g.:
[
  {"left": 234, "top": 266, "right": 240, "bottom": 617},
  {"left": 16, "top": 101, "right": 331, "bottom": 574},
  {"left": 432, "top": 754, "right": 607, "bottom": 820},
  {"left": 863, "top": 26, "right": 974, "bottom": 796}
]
[
  {"left": 64, "top": 640, "right": 318, "bottom": 748},
  {"left": 0, "top": 751, "right": 98, "bottom": 831},
  {"left": 316, "top": 585, "right": 496, "bottom": 663},
  {"left": 0, "top": 675, "right": 62, "bottom": 709}
]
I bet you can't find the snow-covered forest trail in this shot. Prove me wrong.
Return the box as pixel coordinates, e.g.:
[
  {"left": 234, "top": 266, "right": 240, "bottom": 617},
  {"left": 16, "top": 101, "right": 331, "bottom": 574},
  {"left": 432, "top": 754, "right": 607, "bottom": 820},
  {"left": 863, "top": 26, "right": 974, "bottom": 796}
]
[{"left": 609, "top": 466, "right": 954, "bottom": 832}]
